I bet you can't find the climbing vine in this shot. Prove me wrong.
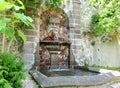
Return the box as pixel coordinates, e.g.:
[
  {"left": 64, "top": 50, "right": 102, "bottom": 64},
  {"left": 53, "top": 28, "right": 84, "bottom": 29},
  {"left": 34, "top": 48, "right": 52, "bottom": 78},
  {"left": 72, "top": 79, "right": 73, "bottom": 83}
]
[{"left": 89, "top": 0, "right": 120, "bottom": 36}]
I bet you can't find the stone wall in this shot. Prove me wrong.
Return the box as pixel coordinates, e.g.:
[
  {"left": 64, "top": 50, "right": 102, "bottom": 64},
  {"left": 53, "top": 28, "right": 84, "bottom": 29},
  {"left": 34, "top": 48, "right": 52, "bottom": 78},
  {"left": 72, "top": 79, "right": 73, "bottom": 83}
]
[
  {"left": 92, "top": 36, "right": 120, "bottom": 67},
  {"left": 63, "top": 0, "right": 95, "bottom": 66},
  {"left": 23, "top": 18, "right": 40, "bottom": 70},
  {"left": 23, "top": 0, "right": 120, "bottom": 69},
  {"left": 23, "top": 0, "right": 95, "bottom": 69}
]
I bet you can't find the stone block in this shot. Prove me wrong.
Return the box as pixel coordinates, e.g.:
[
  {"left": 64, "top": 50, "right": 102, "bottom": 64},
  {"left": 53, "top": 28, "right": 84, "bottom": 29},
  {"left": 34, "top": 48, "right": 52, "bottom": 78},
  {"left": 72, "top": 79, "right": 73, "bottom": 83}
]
[
  {"left": 75, "top": 19, "right": 80, "bottom": 24},
  {"left": 69, "top": 30, "right": 81, "bottom": 34},
  {"left": 69, "top": 33, "right": 75, "bottom": 38},
  {"left": 69, "top": 23, "right": 75, "bottom": 28},
  {"left": 74, "top": 34, "right": 81, "bottom": 39},
  {"left": 69, "top": 30, "right": 75, "bottom": 33},
  {"left": 25, "top": 29, "right": 39, "bottom": 36},
  {"left": 75, "top": 24, "right": 81, "bottom": 29},
  {"left": 51, "top": 86, "right": 78, "bottom": 88},
  {"left": 72, "top": 14, "right": 80, "bottom": 18},
  {"left": 23, "top": 48, "right": 36, "bottom": 54},
  {"left": 73, "top": 3, "right": 81, "bottom": 8},
  {"left": 73, "top": 10, "right": 80, "bottom": 14},
  {"left": 34, "top": 59, "right": 40, "bottom": 66},
  {"left": 35, "top": 54, "right": 40, "bottom": 60},
  {"left": 72, "top": 40, "right": 82, "bottom": 45},
  {"left": 26, "top": 36, "right": 39, "bottom": 42},
  {"left": 71, "top": 45, "right": 82, "bottom": 50},
  {"left": 24, "top": 42, "right": 37, "bottom": 49},
  {"left": 69, "top": 39, "right": 74, "bottom": 43},
  {"left": 74, "top": 30, "right": 81, "bottom": 34},
  {"left": 23, "top": 54, "right": 35, "bottom": 70}
]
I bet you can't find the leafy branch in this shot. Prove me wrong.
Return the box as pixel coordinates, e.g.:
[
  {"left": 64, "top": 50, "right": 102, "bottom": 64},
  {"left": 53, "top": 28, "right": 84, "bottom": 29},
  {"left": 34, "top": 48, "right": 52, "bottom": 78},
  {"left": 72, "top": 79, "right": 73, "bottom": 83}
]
[{"left": 0, "top": 0, "right": 34, "bottom": 53}]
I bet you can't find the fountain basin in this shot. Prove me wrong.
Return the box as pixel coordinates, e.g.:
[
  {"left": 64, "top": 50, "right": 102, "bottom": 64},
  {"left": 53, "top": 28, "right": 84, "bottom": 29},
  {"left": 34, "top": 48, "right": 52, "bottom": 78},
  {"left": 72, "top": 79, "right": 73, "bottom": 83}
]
[
  {"left": 40, "top": 68, "right": 98, "bottom": 77},
  {"left": 30, "top": 67, "right": 120, "bottom": 88}
]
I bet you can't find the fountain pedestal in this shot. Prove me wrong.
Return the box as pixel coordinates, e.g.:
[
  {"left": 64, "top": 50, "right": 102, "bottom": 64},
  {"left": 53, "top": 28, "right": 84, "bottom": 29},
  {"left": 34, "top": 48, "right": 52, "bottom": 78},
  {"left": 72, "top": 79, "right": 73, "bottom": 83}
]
[{"left": 39, "top": 41, "right": 71, "bottom": 69}]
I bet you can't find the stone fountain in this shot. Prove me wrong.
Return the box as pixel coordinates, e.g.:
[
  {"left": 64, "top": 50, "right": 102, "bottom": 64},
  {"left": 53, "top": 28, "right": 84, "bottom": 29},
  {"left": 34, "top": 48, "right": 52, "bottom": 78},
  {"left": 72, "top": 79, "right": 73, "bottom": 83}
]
[{"left": 39, "top": 8, "right": 71, "bottom": 70}]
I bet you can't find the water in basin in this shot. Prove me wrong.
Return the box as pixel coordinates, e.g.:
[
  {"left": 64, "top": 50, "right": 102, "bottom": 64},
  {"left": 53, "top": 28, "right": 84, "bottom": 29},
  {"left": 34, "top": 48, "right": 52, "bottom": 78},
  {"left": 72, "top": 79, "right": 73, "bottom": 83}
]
[{"left": 40, "top": 68, "right": 99, "bottom": 77}]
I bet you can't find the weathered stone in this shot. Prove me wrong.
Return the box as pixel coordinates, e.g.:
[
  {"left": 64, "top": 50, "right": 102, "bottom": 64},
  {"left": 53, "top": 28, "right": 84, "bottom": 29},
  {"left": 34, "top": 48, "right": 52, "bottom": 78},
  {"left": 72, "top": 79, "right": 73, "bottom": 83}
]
[
  {"left": 30, "top": 69, "right": 120, "bottom": 88},
  {"left": 71, "top": 45, "right": 82, "bottom": 49},
  {"left": 75, "top": 24, "right": 81, "bottom": 29},
  {"left": 74, "top": 34, "right": 81, "bottom": 39},
  {"left": 25, "top": 29, "right": 39, "bottom": 36},
  {"left": 24, "top": 42, "right": 37, "bottom": 49},
  {"left": 75, "top": 19, "right": 80, "bottom": 24},
  {"left": 69, "top": 30, "right": 81, "bottom": 34},
  {"left": 23, "top": 48, "right": 36, "bottom": 54},
  {"left": 26, "top": 36, "right": 39, "bottom": 42},
  {"left": 23, "top": 54, "right": 35, "bottom": 70}
]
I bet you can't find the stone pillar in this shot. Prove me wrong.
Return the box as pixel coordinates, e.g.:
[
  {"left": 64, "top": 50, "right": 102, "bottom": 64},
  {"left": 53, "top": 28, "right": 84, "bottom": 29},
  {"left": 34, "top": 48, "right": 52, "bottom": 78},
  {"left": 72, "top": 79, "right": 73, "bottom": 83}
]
[
  {"left": 23, "top": 18, "right": 40, "bottom": 70},
  {"left": 62, "top": 0, "right": 96, "bottom": 66}
]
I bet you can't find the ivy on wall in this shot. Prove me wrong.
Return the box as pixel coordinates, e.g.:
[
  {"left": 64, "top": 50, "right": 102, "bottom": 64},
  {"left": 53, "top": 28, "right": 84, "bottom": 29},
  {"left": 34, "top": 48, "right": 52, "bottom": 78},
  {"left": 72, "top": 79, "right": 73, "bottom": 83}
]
[{"left": 89, "top": 0, "right": 120, "bottom": 36}]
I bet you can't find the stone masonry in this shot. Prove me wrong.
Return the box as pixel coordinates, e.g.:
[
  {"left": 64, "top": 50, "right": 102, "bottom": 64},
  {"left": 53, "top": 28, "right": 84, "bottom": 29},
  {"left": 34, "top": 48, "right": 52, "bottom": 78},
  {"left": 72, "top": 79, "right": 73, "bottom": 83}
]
[
  {"left": 23, "top": 0, "right": 96, "bottom": 70},
  {"left": 23, "top": 18, "right": 40, "bottom": 70},
  {"left": 63, "top": 0, "right": 95, "bottom": 66}
]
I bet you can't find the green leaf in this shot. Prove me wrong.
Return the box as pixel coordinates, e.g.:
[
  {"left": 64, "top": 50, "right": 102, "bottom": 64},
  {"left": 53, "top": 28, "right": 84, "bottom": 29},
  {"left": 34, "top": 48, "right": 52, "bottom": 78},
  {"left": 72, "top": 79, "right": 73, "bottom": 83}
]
[
  {"left": 14, "top": 5, "right": 22, "bottom": 11},
  {"left": 0, "top": 0, "right": 4, "bottom": 2},
  {"left": 0, "top": 1, "right": 13, "bottom": 10},
  {"left": 13, "top": 0, "right": 25, "bottom": 11},
  {"left": 0, "top": 20, "right": 6, "bottom": 33},
  {"left": 6, "top": 27, "right": 17, "bottom": 41},
  {"left": 26, "top": 16, "right": 33, "bottom": 23},
  {"left": 3, "top": 18, "right": 11, "bottom": 23},
  {"left": 4, "top": 82, "right": 12, "bottom": 88},
  {"left": 16, "top": 0, "right": 25, "bottom": 10},
  {"left": 14, "top": 12, "right": 34, "bottom": 28},
  {"left": 17, "top": 30, "right": 26, "bottom": 43},
  {"left": 0, "top": 78, "right": 6, "bottom": 84}
]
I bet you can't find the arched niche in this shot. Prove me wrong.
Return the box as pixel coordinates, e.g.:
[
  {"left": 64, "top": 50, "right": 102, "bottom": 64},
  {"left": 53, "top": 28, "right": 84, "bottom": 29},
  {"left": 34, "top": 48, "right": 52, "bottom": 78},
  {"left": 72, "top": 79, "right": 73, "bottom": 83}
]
[
  {"left": 39, "top": 8, "right": 70, "bottom": 69},
  {"left": 40, "top": 8, "right": 69, "bottom": 41}
]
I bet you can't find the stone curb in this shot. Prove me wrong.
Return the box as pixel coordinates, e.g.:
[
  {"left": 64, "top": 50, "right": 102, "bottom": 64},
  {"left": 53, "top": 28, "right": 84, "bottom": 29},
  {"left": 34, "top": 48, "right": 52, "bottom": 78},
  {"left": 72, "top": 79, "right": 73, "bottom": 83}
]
[{"left": 30, "top": 68, "right": 120, "bottom": 88}]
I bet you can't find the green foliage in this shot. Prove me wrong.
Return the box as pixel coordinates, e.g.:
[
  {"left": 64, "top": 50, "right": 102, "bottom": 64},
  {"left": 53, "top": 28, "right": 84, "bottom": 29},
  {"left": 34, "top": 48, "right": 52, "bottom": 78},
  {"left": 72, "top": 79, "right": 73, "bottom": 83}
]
[
  {"left": 21, "top": 0, "right": 64, "bottom": 17},
  {"left": 91, "top": 13, "right": 100, "bottom": 24},
  {"left": 21, "top": 0, "right": 41, "bottom": 17},
  {"left": 0, "top": 52, "right": 26, "bottom": 88},
  {"left": 35, "top": 84, "right": 41, "bottom": 88},
  {"left": 89, "top": 0, "right": 120, "bottom": 36},
  {"left": 91, "top": 41, "right": 96, "bottom": 46},
  {"left": 0, "top": 0, "right": 34, "bottom": 52},
  {"left": 45, "top": 0, "right": 64, "bottom": 8}
]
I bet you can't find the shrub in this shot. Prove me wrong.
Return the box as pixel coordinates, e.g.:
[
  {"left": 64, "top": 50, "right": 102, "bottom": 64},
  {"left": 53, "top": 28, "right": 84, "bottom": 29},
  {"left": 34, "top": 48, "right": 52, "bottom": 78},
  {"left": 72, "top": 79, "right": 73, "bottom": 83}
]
[{"left": 0, "top": 52, "right": 26, "bottom": 88}]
